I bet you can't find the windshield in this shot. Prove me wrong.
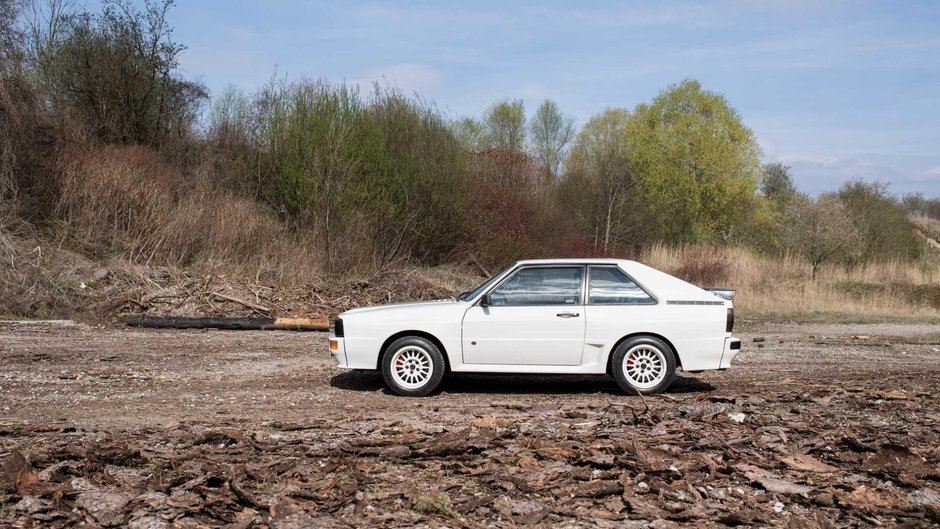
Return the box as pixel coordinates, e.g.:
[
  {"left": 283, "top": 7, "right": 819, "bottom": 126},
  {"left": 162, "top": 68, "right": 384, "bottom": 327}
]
[{"left": 459, "top": 266, "right": 511, "bottom": 301}]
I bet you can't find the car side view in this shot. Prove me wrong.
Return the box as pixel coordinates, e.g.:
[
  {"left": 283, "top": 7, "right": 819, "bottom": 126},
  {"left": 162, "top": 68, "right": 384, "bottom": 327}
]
[{"left": 328, "top": 258, "right": 740, "bottom": 396}]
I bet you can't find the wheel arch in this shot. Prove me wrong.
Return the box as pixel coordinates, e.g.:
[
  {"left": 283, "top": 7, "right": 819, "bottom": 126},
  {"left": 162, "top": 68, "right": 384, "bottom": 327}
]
[
  {"left": 378, "top": 330, "right": 451, "bottom": 372},
  {"left": 606, "top": 332, "right": 682, "bottom": 374}
]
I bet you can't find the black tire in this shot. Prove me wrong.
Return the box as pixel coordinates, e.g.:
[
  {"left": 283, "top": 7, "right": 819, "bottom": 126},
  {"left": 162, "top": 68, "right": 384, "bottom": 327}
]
[
  {"left": 381, "top": 336, "right": 446, "bottom": 397},
  {"left": 611, "top": 336, "right": 677, "bottom": 395}
]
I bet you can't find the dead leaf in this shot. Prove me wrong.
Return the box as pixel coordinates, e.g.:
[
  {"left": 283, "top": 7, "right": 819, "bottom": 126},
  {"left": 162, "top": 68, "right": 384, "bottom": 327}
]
[
  {"left": 836, "top": 486, "right": 910, "bottom": 512},
  {"left": 0, "top": 450, "right": 30, "bottom": 493},
  {"left": 778, "top": 454, "right": 838, "bottom": 473},
  {"left": 738, "top": 464, "right": 812, "bottom": 495},
  {"left": 517, "top": 455, "right": 538, "bottom": 471}
]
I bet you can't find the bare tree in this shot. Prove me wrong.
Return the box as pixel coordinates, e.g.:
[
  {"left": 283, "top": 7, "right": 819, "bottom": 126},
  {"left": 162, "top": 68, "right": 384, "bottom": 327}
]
[
  {"left": 784, "top": 195, "right": 861, "bottom": 279},
  {"left": 0, "top": 0, "right": 26, "bottom": 72},
  {"left": 529, "top": 99, "right": 573, "bottom": 178},
  {"left": 23, "top": 0, "right": 74, "bottom": 72}
]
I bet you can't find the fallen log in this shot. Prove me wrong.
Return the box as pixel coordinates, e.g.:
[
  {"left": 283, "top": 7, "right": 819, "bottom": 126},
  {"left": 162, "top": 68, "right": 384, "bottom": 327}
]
[{"left": 126, "top": 316, "right": 329, "bottom": 332}]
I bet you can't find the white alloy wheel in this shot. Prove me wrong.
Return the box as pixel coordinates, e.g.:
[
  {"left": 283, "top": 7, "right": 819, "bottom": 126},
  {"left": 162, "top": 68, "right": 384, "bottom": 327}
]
[
  {"left": 622, "top": 344, "right": 667, "bottom": 389},
  {"left": 389, "top": 345, "right": 434, "bottom": 390}
]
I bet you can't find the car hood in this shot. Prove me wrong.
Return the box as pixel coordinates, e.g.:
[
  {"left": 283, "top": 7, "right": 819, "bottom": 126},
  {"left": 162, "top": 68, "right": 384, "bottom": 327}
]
[{"left": 341, "top": 299, "right": 465, "bottom": 317}]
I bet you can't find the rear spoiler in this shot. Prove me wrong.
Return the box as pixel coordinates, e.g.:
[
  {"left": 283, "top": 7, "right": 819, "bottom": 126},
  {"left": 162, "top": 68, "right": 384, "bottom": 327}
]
[{"left": 705, "top": 288, "right": 736, "bottom": 301}]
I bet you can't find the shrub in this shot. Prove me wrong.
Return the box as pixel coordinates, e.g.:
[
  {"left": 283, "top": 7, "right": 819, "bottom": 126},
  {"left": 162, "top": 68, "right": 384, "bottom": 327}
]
[
  {"left": 838, "top": 181, "right": 922, "bottom": 262},
  {"left": 55, "top": 144, "right": 299, "bottom": 271},
  {"left": 671, "top": 245, "right": 730, "bottom": 286}
]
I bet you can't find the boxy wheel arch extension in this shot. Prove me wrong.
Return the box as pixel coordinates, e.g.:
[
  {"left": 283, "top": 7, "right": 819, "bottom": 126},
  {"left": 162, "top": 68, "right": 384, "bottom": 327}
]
[{"left": 377, "top": 330, "right": 452, "bottom": 372}]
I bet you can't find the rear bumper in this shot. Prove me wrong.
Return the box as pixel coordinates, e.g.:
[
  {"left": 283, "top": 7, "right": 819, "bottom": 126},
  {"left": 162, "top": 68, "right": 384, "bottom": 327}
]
[
  {"left": 719, "top": 336, "right": 741, "bottom": 369},
  {"left": 328, "top": 335, "right": 348, "bottom": 367}
]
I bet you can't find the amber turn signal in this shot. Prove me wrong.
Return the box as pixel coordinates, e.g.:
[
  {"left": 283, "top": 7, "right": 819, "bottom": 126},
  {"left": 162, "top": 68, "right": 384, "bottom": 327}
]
[{"left": 329, "top": 339, "right": 339, "bottom": 351}]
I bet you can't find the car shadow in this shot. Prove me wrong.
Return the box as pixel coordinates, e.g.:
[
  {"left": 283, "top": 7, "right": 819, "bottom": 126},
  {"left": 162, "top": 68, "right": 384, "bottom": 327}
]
[{"left": 329, "top": 371, "right": 715, "bottom": 396}]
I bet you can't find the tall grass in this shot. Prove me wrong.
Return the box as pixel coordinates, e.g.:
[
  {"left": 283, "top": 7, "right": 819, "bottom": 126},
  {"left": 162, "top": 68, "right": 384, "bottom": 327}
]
[
  {"left": 55, "top": 144, "right": 321, "bottom": 281},
  {"left": 643, "top": 244, "right": 940, "bottom": 321}
]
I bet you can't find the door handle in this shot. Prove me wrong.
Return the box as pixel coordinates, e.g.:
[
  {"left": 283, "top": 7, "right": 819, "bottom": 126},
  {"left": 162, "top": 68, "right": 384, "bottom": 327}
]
[{"left": 556, "top": 312, "right": 580, "bottom": 318}]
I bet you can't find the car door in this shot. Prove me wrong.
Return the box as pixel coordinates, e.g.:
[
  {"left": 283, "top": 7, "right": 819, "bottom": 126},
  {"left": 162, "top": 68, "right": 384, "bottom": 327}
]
[{"left": 461, "top": 265, "right": 586, "bottom": 365}]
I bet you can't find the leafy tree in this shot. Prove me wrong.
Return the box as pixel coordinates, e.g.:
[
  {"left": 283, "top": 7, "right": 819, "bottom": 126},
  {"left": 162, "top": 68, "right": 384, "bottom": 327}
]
[
  {"left": 453, "top": 117, "right": 487, "bottom": 151},
  {"left": 260, "top": 79, "right": 368, "bottom": 269},
  {"left": 529, "top": 99, "right": 573, "bottom": 178},
  {"left": 784, "top": 195, "right": 861, "bottom": 279},
  {"left": 837, "top": 180, "right": 922, "bottom": 261},
  {"left": 483, "top": 99, "right": 525, "bottom": 151},
  {"left": 902, "top": 192, "right": 928, "bottom": 216},
  {"left": 760, "top": 162, "right": 796, "bottom": 207},
  {"left": 627, "top": 79, "right": 762, "bottom": 243},
  {"left": 36, "top": 0, "right": 207, "bottom": 149},
  {"left": 562, "top": 108, "right": 639, "bottom": 254},
  {"left": 365, "top": 86, "right": 468, "bottom": 264}
]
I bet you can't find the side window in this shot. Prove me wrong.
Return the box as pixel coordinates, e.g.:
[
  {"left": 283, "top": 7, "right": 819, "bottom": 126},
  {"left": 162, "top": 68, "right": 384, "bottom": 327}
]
[
  {"left": 589, "top": 267, "right": 654, "bottom": 305},
  {"left": 489, "top": 267, "right": 583, "bottom": 306}
]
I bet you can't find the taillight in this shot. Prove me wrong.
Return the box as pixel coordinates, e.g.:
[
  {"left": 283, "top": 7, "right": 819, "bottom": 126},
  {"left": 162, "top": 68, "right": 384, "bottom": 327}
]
[{"left": 726, "top": 308, "right": 734, "bottom": 333}]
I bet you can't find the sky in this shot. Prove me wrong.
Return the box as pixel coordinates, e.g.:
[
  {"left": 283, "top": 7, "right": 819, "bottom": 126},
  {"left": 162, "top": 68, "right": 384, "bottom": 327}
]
[{"left": 100, "top": 0, "right": 940, "bottom": 197}]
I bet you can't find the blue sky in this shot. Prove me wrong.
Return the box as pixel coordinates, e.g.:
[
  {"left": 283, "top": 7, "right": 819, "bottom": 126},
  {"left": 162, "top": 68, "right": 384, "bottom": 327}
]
[{"left": 115, "top": 1, "right": 940, "bottom": 196}]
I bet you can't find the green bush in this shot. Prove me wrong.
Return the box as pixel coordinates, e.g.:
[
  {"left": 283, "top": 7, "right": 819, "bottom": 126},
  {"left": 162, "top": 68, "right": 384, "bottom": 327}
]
[{"left": 838, "top": 181, "right": 923, "bottom": 262}]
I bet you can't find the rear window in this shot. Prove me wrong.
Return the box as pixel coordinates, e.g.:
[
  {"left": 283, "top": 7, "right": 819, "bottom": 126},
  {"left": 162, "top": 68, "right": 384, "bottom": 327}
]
[{"left": 588, "top": 267, "right": 654, "bottom": 305}]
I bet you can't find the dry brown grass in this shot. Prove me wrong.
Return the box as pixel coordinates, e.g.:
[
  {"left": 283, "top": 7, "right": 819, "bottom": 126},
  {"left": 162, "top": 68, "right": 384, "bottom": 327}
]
[
  {"left": 643, "top": 244, "right": 940, "bottom": 321},
  {"left": 54, "top": 144, "right": 323, "bottom": 283}
]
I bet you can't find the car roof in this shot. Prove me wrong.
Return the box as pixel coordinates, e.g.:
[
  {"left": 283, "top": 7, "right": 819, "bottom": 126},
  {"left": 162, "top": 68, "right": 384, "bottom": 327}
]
[{"left": 514, "top": 258, "right": 633, "bottom": 265}]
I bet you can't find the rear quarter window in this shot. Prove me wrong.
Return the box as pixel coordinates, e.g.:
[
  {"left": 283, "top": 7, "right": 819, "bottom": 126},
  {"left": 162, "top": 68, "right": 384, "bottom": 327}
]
[{"left": 589, "top": 267, "right": 655, "bottom": 305}]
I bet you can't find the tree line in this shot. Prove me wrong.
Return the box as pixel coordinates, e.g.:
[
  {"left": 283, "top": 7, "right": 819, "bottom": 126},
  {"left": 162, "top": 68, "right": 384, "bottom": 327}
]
[{"left": 1, "top": 0, "right": 935, "bottom": 276}]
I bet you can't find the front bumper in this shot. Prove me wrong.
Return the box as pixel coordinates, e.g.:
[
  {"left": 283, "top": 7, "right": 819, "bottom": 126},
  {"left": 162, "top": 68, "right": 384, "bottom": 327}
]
[
  {"left": 719, "top": 336, "right": 741, "bottom": 369},
  {"left": 328, "top": 335, "right": 348, "bottom": 367}
]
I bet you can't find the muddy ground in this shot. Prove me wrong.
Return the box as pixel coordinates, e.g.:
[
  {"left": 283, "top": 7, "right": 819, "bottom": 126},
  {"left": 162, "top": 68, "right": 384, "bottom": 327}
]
[{"left": 1, "top": 320, "right": 939, "bottom": 528}]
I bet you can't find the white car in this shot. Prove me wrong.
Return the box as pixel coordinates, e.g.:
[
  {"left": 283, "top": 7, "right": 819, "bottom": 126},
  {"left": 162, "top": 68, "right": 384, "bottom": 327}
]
[{"left": 328, "top": 259, "right": 740, "bottom": 396}]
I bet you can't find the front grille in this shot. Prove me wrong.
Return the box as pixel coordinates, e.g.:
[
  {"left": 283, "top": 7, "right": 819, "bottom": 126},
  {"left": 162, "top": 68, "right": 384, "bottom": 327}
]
[{"left": 334, "top": 318, "right": 344, "bottom": 337}]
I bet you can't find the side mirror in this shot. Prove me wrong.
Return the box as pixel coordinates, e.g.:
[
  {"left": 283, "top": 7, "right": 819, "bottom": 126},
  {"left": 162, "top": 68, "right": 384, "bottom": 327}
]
[{"left": 480, "top": 294, "right": 492, "bottom": 307}]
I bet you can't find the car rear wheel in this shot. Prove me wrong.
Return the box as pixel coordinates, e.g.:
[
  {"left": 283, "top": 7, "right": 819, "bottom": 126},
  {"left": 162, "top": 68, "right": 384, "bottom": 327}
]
[
  {"left": 611, "top": 336, "right": 676, "bottom": 395},
  {"left": 381, "top": 336, "right": 445, "bottom": 397}
]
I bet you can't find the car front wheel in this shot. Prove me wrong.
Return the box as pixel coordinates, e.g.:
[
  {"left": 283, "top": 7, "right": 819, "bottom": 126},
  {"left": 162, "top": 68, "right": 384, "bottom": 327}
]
[
  {"left": 381, "top": 336, "right": 445, "bottom": 397},
  {"left": 611, "top": 336, "right": 676, "bottom": 395}
]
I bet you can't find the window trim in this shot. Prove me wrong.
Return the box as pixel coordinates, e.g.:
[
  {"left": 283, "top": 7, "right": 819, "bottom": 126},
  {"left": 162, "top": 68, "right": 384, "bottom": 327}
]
[
  {"left": 587, "top": 265, "right": 659, "bottom": 306},
  {"left": 478, "top": 264, "right": 587, "bottom": 307}
]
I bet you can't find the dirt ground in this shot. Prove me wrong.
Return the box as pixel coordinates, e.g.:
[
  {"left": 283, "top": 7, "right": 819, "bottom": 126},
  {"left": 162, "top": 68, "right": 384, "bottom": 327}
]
[{"left": 1, "top": 320, "right": 939, "bottom": 528}]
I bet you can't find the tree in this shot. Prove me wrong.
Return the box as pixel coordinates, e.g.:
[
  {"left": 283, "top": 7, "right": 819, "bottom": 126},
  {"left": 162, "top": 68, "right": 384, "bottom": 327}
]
[
  {"left": 562, "top": 108, "right": 639, "bottom": 254},
  {"left": 627, "top": 79, "right": 762, "bottom": 243},
  {"left": 37, "top": 0, "right": 207, "bottom": 149},
  {"left": 454, "top": 117, "right": 487, "bottom": 151},
  {"left": 529, "top": 99, "right": 573, "bottom": 178},
  {"left": 837, "top": 180, "right": 922, "bottom": 261},
  {"left": 0, "top": 0, "right": 25, "bottom": 73},
  {"left": 760, "top": 162, "right": 796, "bottom": 208},
  {"left": 902, "top": 192, "right": 928, "bottom": 217},
  {"left": 483, "top": 99, "right": 525, "bottom": 151},
  {"left": 784, "top": 195, "right": 861, "bottom": 279}
]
